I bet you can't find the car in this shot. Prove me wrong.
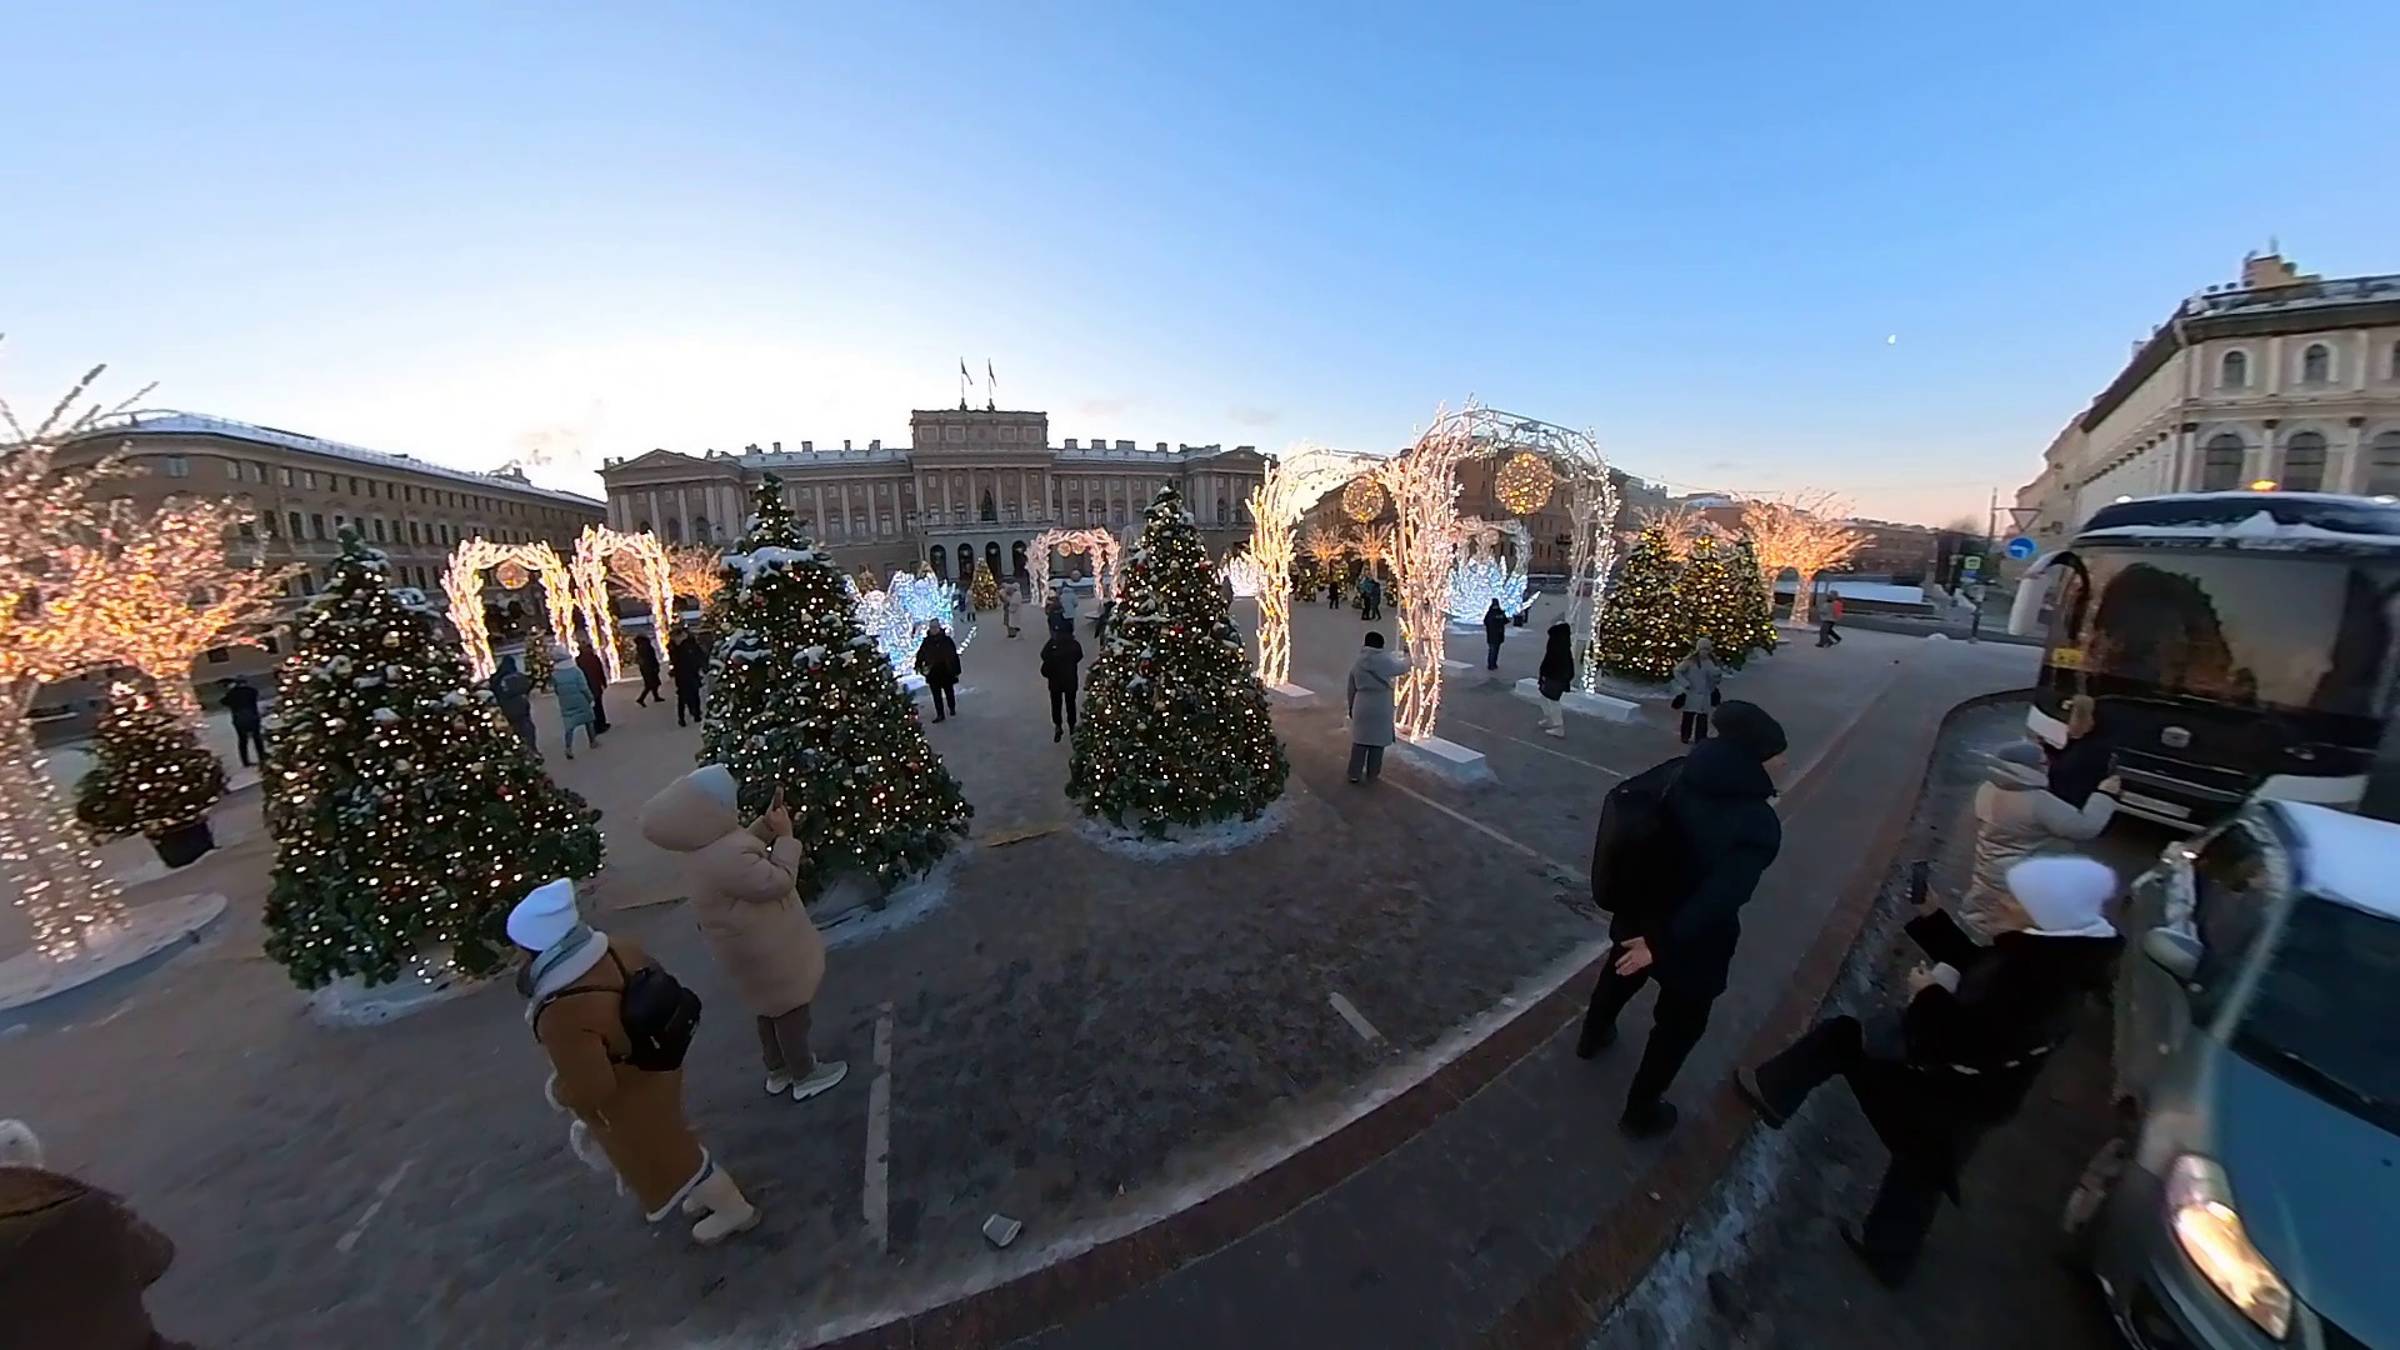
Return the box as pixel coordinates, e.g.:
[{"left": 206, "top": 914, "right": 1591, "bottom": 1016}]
[{"left": 2063, "top": 800, "right": 2400, "bottom": 1348}]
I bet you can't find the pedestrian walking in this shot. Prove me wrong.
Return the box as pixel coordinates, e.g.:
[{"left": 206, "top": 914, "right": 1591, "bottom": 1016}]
[
  {"left": 1669, "top": 638, "right": 1724, "bottom": 744},
  {"left": 1959, "top": 737, "right": 2120, "bottom": 937},
  {"left": 1055, "top": 582, "right": 1079, "bottom": 628},
  {"left": 221, "top": 675, "right": 267, "bottom": 767},
  {"left": 1000, "top": 588, "right": 1021, "bottom": 639},
  {"left": 667, "top": 623, "right": 707, "bottom": 726},
  {"left": 1326, "top": 577, "right": 1343, "bottom": 609},
  {"left": 1482, "top": 600, "right": 1509, "bottom": 671},
  {"left": 1817, "top": 594, "right": 1845, "bottom": 646},
  {"left": 1092, "top": 597, "right": 1114, "bottom": 641},
  {"left": 915, "top": 620, "right": 962, "bottom": 722},
  {"left": 1534, "top": 620, "right": 1574, "bottom": 738},
  {"left": 1040, "top": 629, "right": 1085, "bottom": 741},
  {"left": 509, "top": 880, "right": 759, "bottom": 1246},
  {"left": 633, "top": 632, "right": 664, "bottom": 706},
  {"left": 1578, "top": 700, "right": 1787, "bottom": 1137},
  {"left": 0, "top": 1119, "right": 195, "bottom": 1350},
  {"left": 638, "top": 766, "right": 848, "bottom": 1104},
  {"left": 575, "top": 640, "right": 612, "bottom": 734},
  {"left": 1345, "top": 632, "right": 1410, "bottom": 783},
  {"left": 489, "top": 654, "right": 538, "bottom": 747},
  {"left": 1045, "top": 597, "right": 1071, "bottom": 636},
  {"left": 549, "top": 645, "right": 600, "bottom": 758},
  {"left": 1735, "top": 856, "right": 2123, "bottom": 1286}
]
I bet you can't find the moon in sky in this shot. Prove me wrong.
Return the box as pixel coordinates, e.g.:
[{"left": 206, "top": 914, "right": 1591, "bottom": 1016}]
[{"left": 1885, "top": 333, "right": 1899, "bottom": 345}]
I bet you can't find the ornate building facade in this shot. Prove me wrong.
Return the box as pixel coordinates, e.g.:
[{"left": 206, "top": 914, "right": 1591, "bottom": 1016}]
[{"left": 599, "top": 405, "right": 1267, "bottom": 582}]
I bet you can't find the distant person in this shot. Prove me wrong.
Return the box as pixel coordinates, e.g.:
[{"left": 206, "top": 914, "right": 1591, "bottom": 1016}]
[
  {"left": 1669, "top": 638, "right": 1724, "bottom": 744},
  {"left": 574, "top": 640, "right": 611, "bottom": 734},
  {"left": 632, "top": 632, "right": 664, "bottom": 706},
  {"left": 638, "top": 768, "right": 847, "bottom": 1105},
  {"left": 1000, "top": 587, "right": 1021, "bottom": 640},
  {"left": 1359, "top": 574, "right": 1382, "bottom": 620},
  {"left": 1040, "top": 628, "right": 1086, "bottom": 742},
  {"left": 1326, "top": 577, "right": 1343, "bottom": 609},
  {"left": 667, "top": 623, "right": 708, "bottom": 727},
  {"left": 509, "top": 880, "right": 759, "bottom": 1246},
  {"left": 1044, "top": 596, "right": 1071, "bottom": 636},
  {"left": 1483, "top": 600, "right": 1510, "bottom": 671},
  {"left": 549, "top": 644, "right": 600, "bottom": 759},
  {"left": 1534, "top": 620, "right": 1574, "bottom": 738},
  {"left": 915, "top": 620, "right": 962, "bottom": 722},
  {"left": 1346, "top": 632, "right": 1410, "bottom": 784},
  {"left": 1055, "top": 582, "right": 1080, "bottom": 628},
  {"left": 1579, "top": 701, "right": 1786, "bottom": 1138},
  {"left": 221, "top": 676, "right": 266, "bottom": 767},
  {"left": 1817, "top": 595, "right": 1844, "bottom": 647},
  {"left": 1736, "top": 856, "right": 2122, "bottom": 1287},
  {"left": 489, "top": 655, "right": 538, "bottom": 747},
  {"left": 0, "top": 1120, "right": 195, "bottom": 1350},
  {"left": 1092, "top": 597, "right": 1115, "bottom": 641}
]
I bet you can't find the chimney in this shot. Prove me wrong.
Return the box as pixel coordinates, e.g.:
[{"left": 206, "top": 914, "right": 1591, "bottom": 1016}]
[
  {"left": 869, "top": 439, "right": 881, "bottom": 451},
  {"left": 772, "top": 441, "right": 782, "bottom": 453},
  {"left": 844, "top": 439, "right": 853, "bottom": 451},
  {"left": 1156, "top": 441, "right": 1168, "bottom": 453},
  {"left": 802, "top": 440, "right": 813, "bottom": 452},
  {"left": 1117, "top": 440, "right": 1134, "bottom": 451},
  {"left": 1064, "top": 438, "right": 1079, "bottom": 450}
]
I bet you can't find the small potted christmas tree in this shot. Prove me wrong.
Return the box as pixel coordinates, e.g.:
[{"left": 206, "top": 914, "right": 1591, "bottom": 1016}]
[{"left": 74, "top": 680, "right": 229, "bottom": 867}]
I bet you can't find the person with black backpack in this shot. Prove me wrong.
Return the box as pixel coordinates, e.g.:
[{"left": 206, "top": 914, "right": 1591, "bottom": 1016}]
[
  {"left": 510, "top": 880, "right": 757, "bottom": 1245},
  {"left": 1577, "top": 700, "right": 1787, "bottom": 1138}
]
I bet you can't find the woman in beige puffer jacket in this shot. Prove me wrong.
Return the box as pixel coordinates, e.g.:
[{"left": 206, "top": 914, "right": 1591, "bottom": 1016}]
[
  {"left": 1958, "top": 742, "right": 2118, "bottom": 937},
  {"left": 638, "top": 765, "right": 848, "bottom": 1103}
]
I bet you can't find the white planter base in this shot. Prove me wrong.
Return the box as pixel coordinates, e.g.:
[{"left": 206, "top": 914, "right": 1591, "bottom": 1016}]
[
  {"left": 1512, "top": 679, "right": 1639, "bottom": 724},
  {"left": 0, "top": 892, "right": 228, "bottom": 1014},
  {"left": 308, "top": 949, "right": 497, "bottom": 1028},
  {"left": 1394, "top": 734, "right": 1495, "bottom": 785},
  {"left": 1073, "top": 795, "right": 1292, "bottom": 860},
  {"left": 1263, "top": 681, "right": 1320, "bottom": 707}
]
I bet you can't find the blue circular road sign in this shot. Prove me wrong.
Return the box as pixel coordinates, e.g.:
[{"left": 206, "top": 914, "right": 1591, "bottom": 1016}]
[{"left": 2004, "top": 535, "right": 2038, "bottom": 561}]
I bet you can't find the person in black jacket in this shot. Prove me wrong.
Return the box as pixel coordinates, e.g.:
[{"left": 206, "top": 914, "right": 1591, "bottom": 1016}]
[
  {"left": 1578, "top": 700, "right": 1786, "bottom": 1137},
  {"left": 1482, "top": 600, "right": 1509, "bottom": 671},
  {"left": 1039, "top": 630, "right": 1085, "bottom": 742},
  {"left": 632, "top": 632, "right": 664, "bottom": 707},
  {"left": 667, "top": 623, "right": 708, "bottom": 726},
  {"left": 1534, "top": 621, "right": 1575, "bottom": 739},
  {"left": 915, "top": 621, "right": 963, "bottom": 722},
  {"left": 1735, "top": 854, "right": 2122, "bottom": 1286},
  {"left": 220, "top": 677, "right": 266, "bottom": 767}
]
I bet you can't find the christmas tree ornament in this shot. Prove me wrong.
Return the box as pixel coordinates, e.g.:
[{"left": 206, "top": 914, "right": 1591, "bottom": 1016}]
[
  {"left": 1340, "top": 475, "right": 1387, "bottom": 523},
  {"left": 1494, "top": 451, "right": 1556, "bottom": 516}
]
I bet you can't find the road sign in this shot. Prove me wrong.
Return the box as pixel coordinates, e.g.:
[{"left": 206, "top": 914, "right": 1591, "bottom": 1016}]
[
  {"left": 2004, "top": 535, "right": 2038, "bottom": 561},
  {"left": 1961, "top": 554, "right": 1982, "bottom": 575}
]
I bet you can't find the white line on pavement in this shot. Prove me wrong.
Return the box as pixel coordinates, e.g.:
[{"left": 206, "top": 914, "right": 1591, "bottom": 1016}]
[
  {"left": 335, "top": 1157, "right": 415, "bottom": 1254},
  {"left": 862, "top": 1002, "right": 895, "bottom": 1254},
  {"left": 1443, "top": 717, "right": 1629, "bottom": 778},
  {"left": 1379, "top": 776, "right": 1588, "bottom": 885},
  {"left": 1326, "top": 991, "right": 1385, "bottom": 1045}
]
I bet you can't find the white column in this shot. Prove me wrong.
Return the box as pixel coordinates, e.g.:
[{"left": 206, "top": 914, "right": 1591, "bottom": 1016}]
[
  {"left": 645, "top": 489, "right": 660, "bottom": 532},
  {"left": 2342, "top": 421, "right": 2367, "bottom": 493}
]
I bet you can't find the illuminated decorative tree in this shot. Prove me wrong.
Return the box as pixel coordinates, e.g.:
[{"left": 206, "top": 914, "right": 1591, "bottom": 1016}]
[
  {"left": 1593, "top": 524, "right": 1688, "bottom": 681},
  {"left": 700, "top": 475, "right": 971, "bottom": 897},
  {"left": 263, "top": 531, "right": 604, "bottom": 989},
  {"left": 74, "top": 681, "right": 227, "bottom": 849},
  {"left": 1740, "top": 492, "right": 1867, "bottom": 626},
  {"left": 1348, "top": 524, "right": 1393, "bottom": 582},
  {"left": 664, "top": 544, "right": 723, "bottom": 609},
  {"left": 1673, "top": 535, "right": 1773, "bottom": 669},
  {"left": 1068, "top": 483, "right": 1288, "bottom": 835},
  {"left": 969, "top": 564, "right": 1001, "bottom": 611},
  {"left": 76, "top": 496, "right": 290, "bottom": 725},
  {"left": 1301, "top": 523, "right": 1345, "bottom": 575},
  {"left": 1634, "top": 504, "right": 1713, "bottom": 561}
]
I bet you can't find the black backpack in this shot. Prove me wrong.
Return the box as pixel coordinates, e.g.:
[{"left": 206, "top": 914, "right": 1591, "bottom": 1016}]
[
  {"left": 1589, "top": 757, "right": 1697, "bottom": 932},
  {"left": 535, "top": 949, "right": 703, "bottom": 1073}
]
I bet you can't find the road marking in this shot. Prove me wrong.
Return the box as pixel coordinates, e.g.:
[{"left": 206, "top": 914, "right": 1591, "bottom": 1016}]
[
  {"left": 335, "top": 1157, "right": 415, "bottom": 1254},
  {"left": 1327, "top": 991, "right": 1385, "bottom": 1045},
  {"left": 863, "top": 1002, "right": 895, "bottom": 1253},
  {"left": 1379, "top": 776, "right": 1587, "bottom": 885},
  {"left": 1444, "top": 717, "right": 1628, "bottom": 778}
]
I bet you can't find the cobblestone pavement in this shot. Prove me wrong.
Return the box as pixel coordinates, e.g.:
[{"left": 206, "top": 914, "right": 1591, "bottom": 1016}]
[{"left": 0, "top": 603, "right": 2004, "bottom": 1348}]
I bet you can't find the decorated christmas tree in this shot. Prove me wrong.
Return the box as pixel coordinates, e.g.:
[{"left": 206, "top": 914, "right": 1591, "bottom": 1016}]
[
  {"left": 523, "top": 635, "right": 555, "bottom": 692},
  {"left": 1594, "top": 524, "right": 1690, "bottom": 681},
  {"left": 1067, "top": 484, "right": 1288, "bottom": 836},
  {"left": 700, "top": 475, "right": 971, "bottom": 898},
  {"left": 969, "top": 564, "right": 1001, "bottom": 611},
  {"left": 1674, "top": 534, "right": 1774, "bottom": 670},
  {"left": 263, "top": 532, "right": 604, "bottom": 989},
  {"left": 1725, "top": 536, "right": 1780, "bottom": 664},
  {"left": 74, "top": 681, "right": 227, "bottom": 845}
]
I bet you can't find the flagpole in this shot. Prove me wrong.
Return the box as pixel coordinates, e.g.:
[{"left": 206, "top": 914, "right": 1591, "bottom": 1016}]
[{"left": 986, "top": 358, "right": 998, "bottom": 412}]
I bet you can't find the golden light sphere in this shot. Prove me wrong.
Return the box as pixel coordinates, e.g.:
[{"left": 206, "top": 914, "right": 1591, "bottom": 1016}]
[
  {"left": 494, "top": 560, "right": 531, "bottom": 590},
  {"left": 1341, "top": 475, "right": 1387, "bottom": 522},
  {"left": 1495, "top": 451, "right": 1556, "bottom": 515}
]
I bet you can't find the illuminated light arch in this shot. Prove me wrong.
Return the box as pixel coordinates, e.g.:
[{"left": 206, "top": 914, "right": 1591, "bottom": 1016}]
[
  {"left": 443, "top": 539, "right": 576, "bottom": 681},
  {"left": 1242, "top": 445, "right": 1377, "bottom": 687},
  {"left": 570, "top": 526, "right": 674, "bottom": 683},
  {"left": 1027, "top": 528, "right": 1124, "bottom": 606}
]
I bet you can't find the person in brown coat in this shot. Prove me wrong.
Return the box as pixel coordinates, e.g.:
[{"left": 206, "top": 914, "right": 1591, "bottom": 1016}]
[
  {"left": 638, "top": 765, "right": 849, "bottom": 1102},
  {"left": 510, "top": 881, "right": 758, "bottom": 1245},
  {"left": 0, "top": 1121, "right": 192, "bottom": 1349}
]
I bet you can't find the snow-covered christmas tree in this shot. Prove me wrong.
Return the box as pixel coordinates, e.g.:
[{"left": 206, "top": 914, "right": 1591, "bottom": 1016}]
[
  {"left": 1067, "top": 484, "right": 1288, "bottom": 836},
  {"left": 1594, "top": 523, "right": 1689, "bottom": 681},
  {"left": 263, "top": 532, "right": 604, "bottom": 988},
  {"left": 74, "top": 680, "right": 227, "bottom": 854},
  {"left": 700, "top": 475, "right": 971, "bottom": 898}
]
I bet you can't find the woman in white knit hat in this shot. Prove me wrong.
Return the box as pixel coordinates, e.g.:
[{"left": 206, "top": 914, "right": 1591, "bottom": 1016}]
[{"left": 510, "top": 878, "right": 759, "bottom": 1245}]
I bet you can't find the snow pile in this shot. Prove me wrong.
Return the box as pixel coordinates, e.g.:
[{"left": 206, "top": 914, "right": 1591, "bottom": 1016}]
[
  {"left": 818, "top": 847, "right": 969, "bottom": 951},
  {"left": 1072, "top": 794, "right": 1293, "bottom": 860}
]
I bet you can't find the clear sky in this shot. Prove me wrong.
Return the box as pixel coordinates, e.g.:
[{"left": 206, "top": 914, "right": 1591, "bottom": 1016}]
[{"left": 4, "top": 1, "right": 2393, "bottom": 528}]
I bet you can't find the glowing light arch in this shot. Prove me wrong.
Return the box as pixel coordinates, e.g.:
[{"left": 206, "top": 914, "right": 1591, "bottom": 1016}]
[
  {"left": 443, "top": 539, "right": 577, "bottom": 681},
  {"left": 1027, "top": 528, "right": 1124, "bottom": 606},
  {"left": 571, "top": 526, "right": 674, "bottom": 683},
  {"left": 1241, "top": 444, "right": 1378, "bottom": 686}
]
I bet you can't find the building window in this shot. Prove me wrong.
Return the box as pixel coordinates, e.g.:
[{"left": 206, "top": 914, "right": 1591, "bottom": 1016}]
[
  {"left": 364, "top": 480, "right": 377, "bottom": 498},
  {"left": 280, "top": 466, "right": 295, "bottom": 487},
  {"left": 409, "top": 521, "right": 421, "bottom": 544},
  {"left": 204, "top": 646, "right": 230, "bottom": 664},
  {"left": 2301, "top": 343, "right": 2331, "bottom": 384},
  {"left": 2218, "top": 350, "right": 2249, "bottom": 388},
  {"left": 2200, "top": 434, "right": 2245, "bottom": 492},
  {"left": 929, "top": 545, "right": 948, "bottom": 579},
  {"left": 664, "top": 517, "right": 682, "bottom": 543},
  {"left": 2368, "top": 432, "right": 2400, "bottom": 497},
  {"left": 159, "top": 455, "right": 190, "bottom": 478},
  {"left": 2281, "top": 431, "right": 2327, "bottom": 493},
  {"left": 692, "top": 514, "right": 709, "bottom": 540},
  {"left": 303, "top": 471, "right": 317, "bottom": 489},
  {"left": 309, "top": 513, "right": 326, "bottom": 540},
  {"left": 944, "top": 425, "right": 965, "bottom": 444},
  {"left": 288, "top": 510, "right": 303, "bottom": 538},
  {"left": 2389, "top": 342, "right": 2400, "bottom": 381},
  {"left": 238, "top": 519, "right": 256, "bottom": 541},
  {"left": 296, "top": 572, "right": 315, "bottom": 596},
  {"left": 371, "top": 518, "right": 386, "bottom": 542}
]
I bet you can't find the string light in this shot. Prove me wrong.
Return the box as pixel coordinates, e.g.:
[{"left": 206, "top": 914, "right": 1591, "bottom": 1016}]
[
  {"left": 494, "top": 560, "right": 531, "bottom": 591},
  {"left": 1594, "top": 523, "right": 1686, "bottom": 680},
  {"left": 663, "top": 544, "right": 722, "bottom": 609},
  {"left": 73, "top": 681, "right": 227, "bottom": 842},
  {"left": 1345, "top": 525, "right": 1392, "bottom": 582},
  {"left": 441, "top": 539, "right": 576, "bottom": 680},
  {"left": 571, "top": 526, "right": 674, "bottom": 684},
  {"left": 1444, "top": 519, "right": 1535, "bottom": 624},
  {"left": 1739, "top": 492, "right": 1868, "bottom": 626},
  {"left": 1341, "top": 475, "right": 1387, "bottom": 523},
  {"left": 1027, "top": 528, "right": 1124, "bottom": 605},
  {"left": 1495, "top": 451, "right": 1556, "bottom": 515},
  {"left": 1243, "top": 447, "right": 1371, "bottom": 686}
]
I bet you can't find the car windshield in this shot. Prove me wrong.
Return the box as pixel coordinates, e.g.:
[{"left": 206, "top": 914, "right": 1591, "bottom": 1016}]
[{"left": 2230, "top": 894, "right": 2400, "bottom": 1135}]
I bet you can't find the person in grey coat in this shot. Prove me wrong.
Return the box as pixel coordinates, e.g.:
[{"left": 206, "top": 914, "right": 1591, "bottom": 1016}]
[
  {"left": 549, "top": 643, "right": 600, "bottom": 759},
  {"left": 1345, "top": 632, "right": 1410, "bottom": 784},
  {"left": 1669, "top": 638, "right": 1724, "bottom": 744}
]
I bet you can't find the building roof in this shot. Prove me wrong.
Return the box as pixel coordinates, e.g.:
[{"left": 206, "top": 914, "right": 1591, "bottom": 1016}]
[
  {"left": 2077, "top": 272, "right": 2400, "bottom": 434},
  {"left": 69, "top": 410, "right": 606, "bottom": 509}
]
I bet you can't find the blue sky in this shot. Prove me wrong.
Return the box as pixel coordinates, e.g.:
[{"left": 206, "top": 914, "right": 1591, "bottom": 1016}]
[{"left": 4, "top": 1, "right": 2393, "bottom": 526}]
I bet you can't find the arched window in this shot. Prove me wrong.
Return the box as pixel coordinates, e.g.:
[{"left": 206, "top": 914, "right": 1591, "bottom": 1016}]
[
  {"left": 663, "top": 517, "right": 683, "bottom": 543},
  {"left": 2200, "top": 433, "right": 2246, "bottom": 492},
  {"left": 929, "top": 545, "right": 948, "bottom": 580},
  {"left": 691, "top": 514, "right": 709, "bottom": 541},
  {"left": 2368, "top": 432, "right": 2400, "bottom": 498},
  {"left": 2281, "top": 431, "right": 2327, "bottom": 493},
  {"left": 2302, "top": 343, "right": 2331, "bottom": 384},
  {"left": 980, "top": 490, "right": 997, "bottom": 522},
  {"left": 984, "top": 541, "right": 1004, "bottom": 576},
  {"left": 1010, "top": 540, "right": 1029, "bottom": 578},
  {"left": 2219, "top": 350, "right": 2249, "bottom": 389}
]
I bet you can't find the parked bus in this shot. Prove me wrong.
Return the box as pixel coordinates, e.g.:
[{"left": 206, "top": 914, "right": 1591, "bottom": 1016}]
[{"left": 2009, "top": 492, "right": 2400, "bottom": 828}]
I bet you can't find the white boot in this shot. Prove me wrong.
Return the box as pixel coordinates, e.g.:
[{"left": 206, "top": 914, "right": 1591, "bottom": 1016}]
[{"left": 687, "top": 1166, "right": 760, "bottom": 1245}]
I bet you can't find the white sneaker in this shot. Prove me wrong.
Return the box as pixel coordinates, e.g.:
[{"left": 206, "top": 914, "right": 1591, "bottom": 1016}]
[
  {"left": 790, "top": 1060, "right": 849, "bottom": 1103},
  {"left": 763, "top": 1071, "right": 793, "bottom": 1096}
]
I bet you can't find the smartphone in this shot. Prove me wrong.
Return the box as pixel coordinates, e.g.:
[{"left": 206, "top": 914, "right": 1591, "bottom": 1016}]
[{"left": 1907, "top": 860, "right": 1931, "bottom": 906}]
